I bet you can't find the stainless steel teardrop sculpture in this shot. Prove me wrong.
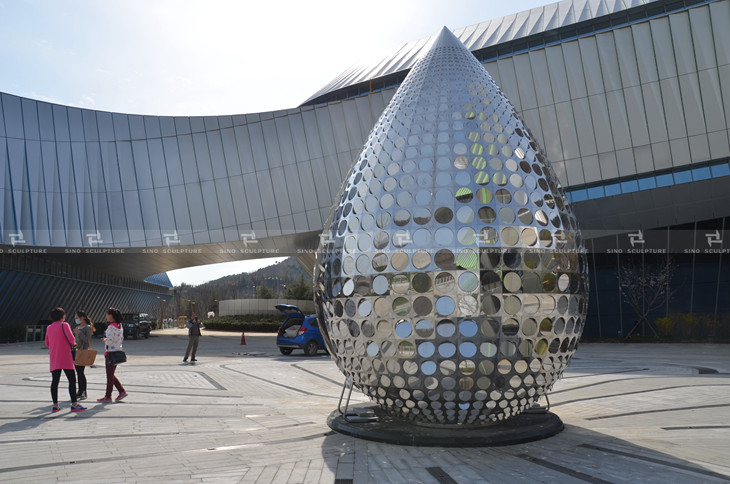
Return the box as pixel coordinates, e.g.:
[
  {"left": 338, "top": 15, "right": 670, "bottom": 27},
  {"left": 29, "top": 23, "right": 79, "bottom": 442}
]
[{"left": 315, "top": 27, "right": 589, "bottom": 425}]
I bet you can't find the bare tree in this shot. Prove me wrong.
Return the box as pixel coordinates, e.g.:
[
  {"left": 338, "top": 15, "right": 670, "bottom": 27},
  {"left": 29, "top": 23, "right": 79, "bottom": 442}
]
[{"left": 619, "top": 257, "right": 679, "bottom": 337}]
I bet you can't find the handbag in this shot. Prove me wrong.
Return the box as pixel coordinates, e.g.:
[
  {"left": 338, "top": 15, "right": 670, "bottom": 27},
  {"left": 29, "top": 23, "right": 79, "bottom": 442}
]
[
  {"left": 75, "top": 348, "right": 97, "bottom": 366},
  {"left": 61, "top": 324, "right": 77, "bottom": 361},
  {"left": 74, "top": 326, "right": 96, "bottom": 366},
  {"left": 106, "top": 350, "right": 127, "bottom": 365}
]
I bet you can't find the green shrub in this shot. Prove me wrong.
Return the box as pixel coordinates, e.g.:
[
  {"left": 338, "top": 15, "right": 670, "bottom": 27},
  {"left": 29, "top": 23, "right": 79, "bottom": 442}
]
[
  {"left": 202, "top": 315, "right": 283, "bottom": 333},
  {"left": 653, "top": 312, "right": 730, "bottom": 339},
  {"left": 654, "top": 316, "right": 673, "bottom": 337}
]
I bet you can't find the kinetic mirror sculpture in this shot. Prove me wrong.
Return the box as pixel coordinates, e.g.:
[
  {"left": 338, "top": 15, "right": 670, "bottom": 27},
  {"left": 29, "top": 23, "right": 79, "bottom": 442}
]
[{"left": 315, "top": 28, "right": 588, "bottom": 442}]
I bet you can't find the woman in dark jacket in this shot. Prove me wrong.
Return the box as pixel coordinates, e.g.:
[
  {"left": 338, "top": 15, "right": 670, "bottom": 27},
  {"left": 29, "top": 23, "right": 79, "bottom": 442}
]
[{"left": 73, "top": 310, "right": 94, "bottom": 401}]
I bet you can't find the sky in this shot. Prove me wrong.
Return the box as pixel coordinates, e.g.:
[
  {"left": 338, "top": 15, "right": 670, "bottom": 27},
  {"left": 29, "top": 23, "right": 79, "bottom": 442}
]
[{"left": 0, "top": 0, "right": 555, "bottom": 285}]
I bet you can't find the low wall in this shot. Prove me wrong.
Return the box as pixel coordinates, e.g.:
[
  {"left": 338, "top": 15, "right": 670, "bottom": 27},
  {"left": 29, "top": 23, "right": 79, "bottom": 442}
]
[{"left": 219, "top": 299, "right": 315, "bottom": 316}]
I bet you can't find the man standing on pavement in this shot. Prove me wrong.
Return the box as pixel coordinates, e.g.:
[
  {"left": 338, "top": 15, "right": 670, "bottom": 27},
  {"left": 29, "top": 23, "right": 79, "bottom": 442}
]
[{"left": 183, "top": 316, "right": 202, "bottom": 364}]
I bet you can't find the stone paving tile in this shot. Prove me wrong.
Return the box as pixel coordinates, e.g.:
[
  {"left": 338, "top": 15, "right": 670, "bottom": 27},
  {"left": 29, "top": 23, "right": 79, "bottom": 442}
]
[{"left": 1, "top": 331, "right": 730, "bottom": 483}]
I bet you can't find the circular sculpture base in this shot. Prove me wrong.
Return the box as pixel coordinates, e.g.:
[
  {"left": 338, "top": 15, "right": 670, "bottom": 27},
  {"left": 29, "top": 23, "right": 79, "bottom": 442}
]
[{"left": 327, "top": 405, "right": 563, "bottom": 447}]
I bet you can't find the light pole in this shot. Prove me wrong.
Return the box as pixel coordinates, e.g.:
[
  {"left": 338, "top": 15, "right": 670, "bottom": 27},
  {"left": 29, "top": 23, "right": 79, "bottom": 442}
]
[{"left": 157, "top": 297, "right": 164, "bottom": 329}]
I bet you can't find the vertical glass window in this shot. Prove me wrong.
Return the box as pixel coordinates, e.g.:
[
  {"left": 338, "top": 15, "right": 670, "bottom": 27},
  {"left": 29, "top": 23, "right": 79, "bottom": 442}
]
[
  {"left": 673, "top": 170, "right": 692, "bottom": 184},
  {"left": 220, "top": 128, "right": 242, "bottom": 176},
  {"left": 638, "top": 177, "right": 656, "bottom": 190},
  {"left": 52, "top": 105, "right": 70, "bottom": 142},
  {"left": 143, "top": 116, "right": 161, "bottom": 139},
  {"left": 234, "top": 125, "right": 256, "bottom": 174},
  {"left": 67, "top": 108, "right": 84, "bottom": 141},
  {"left": 162, "top": 138, "right": 184, "bottom": 186},
  {"left": 620, "top": 180, "right": 638, "bottom": 193},
  {"left": 21, "top": 98, "right": 40, "bottom": 140},
  {"left": 604, "top": 183, "right": 621, "bottom": 196},
  {"left": 2, "top": 94, "right": 24, "bottom": 138},
  {"left": 170, "top": 185, "right": 192, "bottom": 234},
  {"left": 97, "top": 112, "right": 115, "bottom": 141},
  {"left": 243, "top": 173, "right": 264, "bottom": 221},
  {"left": 147, "top": 139, "right": 169, "bottom": 188},
  {"left": 116, "top": 142, "right": 138, "bottom": 190},
  {"left": 568, "top": 189, "right": 588, "bottom": 202},
  {"left": 189, "top": 117, "right": 205, "bottom": 133},
  {"left": 206, "top": 131, "right": 227, "bottom": 179},
  {"left": 177, "top": 135, "right": 199, "bottom": 184},
  {"left": 691, "top": 166, "right": 711, "bottom": 181},
  {"left": 587, "top": 186, "right": 605, "bottom": 199},
  {"left": 711, "top": 163, "right": 730, "bottom": 177},
  {"left": 214, "top": 178, "right": 236, "bottom": 230},
  {"left": 288, "top": 114, "right": 310, "bottom": 163},
  {"left": 192, "top": 132, "right": 213, "bottom": 181},
  {"left": 261, "top": 119, "right": 283, "bottom": 168},
  {"left": 38, "top": 103, "right": 55, "bottom": 141},
  {"left": 159, "top": 117, "right": 176, "bottom": 137},
  {"left": 154, "top": 188, "right": 175, "bottom": 232},
  {"left": 655, "top": 173, "right": 674, "bottom": 187},
  {"left": 112, "top": 113, "right": 130, "bottom": 141},
  {"left": 228, "top": 176, "right": 250, "bottom": 225},
  {"left": 131, "top": 140, "right": 153, "bottom": 190},
  {"left": 174, "top": 117, "right": 192, "bottom": 135},
  {"left": 128, "top": 115, "right": 146, "bottom": 140}
]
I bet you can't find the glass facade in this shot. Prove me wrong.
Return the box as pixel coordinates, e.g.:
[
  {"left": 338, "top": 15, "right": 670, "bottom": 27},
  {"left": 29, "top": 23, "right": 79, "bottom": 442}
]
[
  {"left": 0, "top": 90, "right": 389, "bottom": 249},
  {"left": 0, "top": 254, "right": 170, "bottom": 329},
  {"left": 586, "top": 217, "right": 730, "bottom": 338},
  {"left": 566, "top": 159, "right": 730, "bottom": 202}
]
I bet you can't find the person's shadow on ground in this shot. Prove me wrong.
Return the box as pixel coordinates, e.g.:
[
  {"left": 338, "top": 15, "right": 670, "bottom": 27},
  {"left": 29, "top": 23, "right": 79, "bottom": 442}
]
[{"left": 0, "top": 403, "right": 110, "bottom": 436}]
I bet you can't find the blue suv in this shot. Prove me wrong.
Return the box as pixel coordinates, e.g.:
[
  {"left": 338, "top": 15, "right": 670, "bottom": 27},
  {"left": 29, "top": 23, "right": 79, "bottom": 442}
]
[{"left": 275, "top": 304, "right": 326, "bottom": 356}]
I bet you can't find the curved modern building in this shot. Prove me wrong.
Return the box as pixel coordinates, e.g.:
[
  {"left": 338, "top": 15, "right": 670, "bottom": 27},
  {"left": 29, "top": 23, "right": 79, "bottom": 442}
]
[{"left": 1, "top": 0, "right": 729, "bottom": 337}]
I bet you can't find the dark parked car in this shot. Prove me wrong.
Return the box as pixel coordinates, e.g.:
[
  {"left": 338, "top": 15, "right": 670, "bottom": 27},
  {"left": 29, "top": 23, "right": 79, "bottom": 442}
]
[
  {"left": 121, "top": 313, "right": 151, "bottom": 340},
  {"left": 275, "top": 304, "right": 325, "bottom": 356}
]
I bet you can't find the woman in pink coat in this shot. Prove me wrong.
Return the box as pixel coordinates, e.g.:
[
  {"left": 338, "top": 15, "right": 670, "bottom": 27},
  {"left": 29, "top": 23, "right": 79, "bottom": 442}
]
[{"left": 45, "top": 307, "right": 86, "bottom": 413}]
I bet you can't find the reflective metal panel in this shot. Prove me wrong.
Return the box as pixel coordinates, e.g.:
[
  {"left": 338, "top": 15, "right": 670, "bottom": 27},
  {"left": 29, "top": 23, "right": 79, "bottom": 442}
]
[{"left": 315, "top": 28, "right": 588, "bottom": 425}]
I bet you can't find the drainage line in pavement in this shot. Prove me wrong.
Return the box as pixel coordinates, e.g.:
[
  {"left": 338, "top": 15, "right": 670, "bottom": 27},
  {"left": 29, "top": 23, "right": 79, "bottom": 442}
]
[
  {"left": 426, "top": 467, "right": 459, "bottom": 484},
  {"left": 552, "top": 383, "right": 730, "bottom": 407},
  {"left": 561, "top": 367, "right": 649, "bottom": 379},
  {"left": 585, "top": 403, "right": 730, "bottom": 420},
  {"left": 291, "top": 363, "right": 343, "bottom": 387},
  {"left": 0, "top": 432, "right": 330, "bottom": 474},
  {"left": 579, "top": 443, "right": 730, "bottom": 480},
  {"left": 516, "top": 454, "right": 613, "bottom": 484},
  {"left": 220, "top": 364, "right": 339, "bottom": 400},
  {"left": 0, "top": 431, "right": 202, "bottom": 444},
  {"left": 0, "top": 452, "right": 153, "bottom": 474},
  {"left": 198, "top": 372, "right": 227, "bottom": 390},
  {"left": 662, "top": 425, "right": 730, "bottom": 430},
  {"left": 550, "top": 376, "right": 654, "bottom": 396}
]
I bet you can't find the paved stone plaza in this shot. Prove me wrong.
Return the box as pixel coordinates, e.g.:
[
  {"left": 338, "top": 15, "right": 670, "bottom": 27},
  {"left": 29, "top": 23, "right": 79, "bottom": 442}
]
[{"left": 0, "top": 329, "right": 728, "bottom": 483}]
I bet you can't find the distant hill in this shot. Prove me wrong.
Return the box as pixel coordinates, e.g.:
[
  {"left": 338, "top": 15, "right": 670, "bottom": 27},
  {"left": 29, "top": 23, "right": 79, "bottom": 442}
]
[{"left": 172, "top": 257, "right": 310, "bottom": 316}]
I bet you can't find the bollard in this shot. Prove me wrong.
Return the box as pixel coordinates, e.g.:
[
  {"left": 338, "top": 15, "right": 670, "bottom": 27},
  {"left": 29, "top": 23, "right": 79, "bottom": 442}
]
[{"left": 240, "top": 332, "right": 246, "bottom": 345}]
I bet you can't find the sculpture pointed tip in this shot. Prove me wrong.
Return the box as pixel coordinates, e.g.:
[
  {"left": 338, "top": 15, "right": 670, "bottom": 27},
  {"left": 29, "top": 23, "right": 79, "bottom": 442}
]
[{"left": 431, "top": 26, "right": 462, "bottom": 49}]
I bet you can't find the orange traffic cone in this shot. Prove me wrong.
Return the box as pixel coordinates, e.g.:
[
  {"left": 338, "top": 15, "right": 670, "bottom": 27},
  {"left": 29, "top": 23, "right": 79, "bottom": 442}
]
[{"left": 240, "top": 332, "right": 246, "bottom": 345}]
